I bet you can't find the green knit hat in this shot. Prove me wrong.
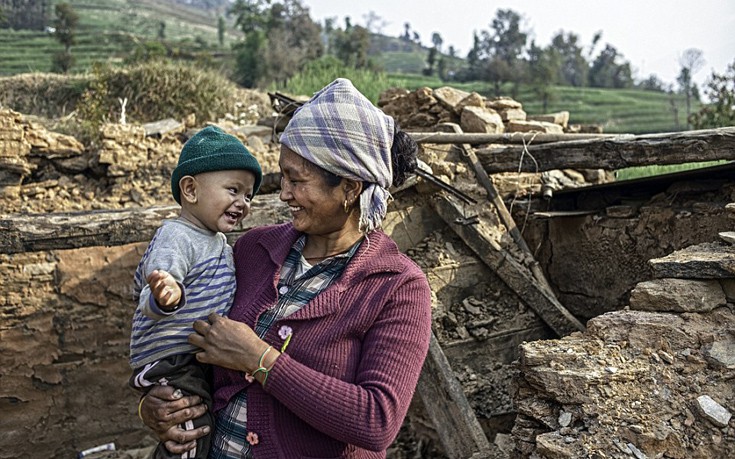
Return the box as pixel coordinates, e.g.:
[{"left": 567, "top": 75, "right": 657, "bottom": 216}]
[{"left": 171, "top": 126, "right": 263, "bottom": 204}]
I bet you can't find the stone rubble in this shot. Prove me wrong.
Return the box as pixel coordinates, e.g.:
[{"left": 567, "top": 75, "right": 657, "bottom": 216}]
[{"left": 511, "top": 240, "right": 735, "bottom": 458}]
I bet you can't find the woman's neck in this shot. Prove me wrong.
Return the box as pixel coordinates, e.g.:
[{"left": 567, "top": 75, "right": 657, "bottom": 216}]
[{"left": 302, "top": 229, "right": 363, "bottom": 260}]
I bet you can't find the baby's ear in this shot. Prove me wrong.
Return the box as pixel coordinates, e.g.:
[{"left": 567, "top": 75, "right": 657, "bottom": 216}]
[{"left": 179, "top": 176, "right": 198, "bottom": 203}]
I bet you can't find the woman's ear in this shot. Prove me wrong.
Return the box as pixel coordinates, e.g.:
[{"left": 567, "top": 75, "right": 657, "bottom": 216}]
[
  {"left": 179, "top": 176, "right": 198, "bottom": 204},
  {"left": 342, "top": 179, "right": 363, "bottom": 205}
]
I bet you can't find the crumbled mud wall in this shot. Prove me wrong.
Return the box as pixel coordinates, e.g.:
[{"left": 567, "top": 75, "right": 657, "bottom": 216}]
[{"left": 0, "top": 243, "right": 151, "bottom": 458}]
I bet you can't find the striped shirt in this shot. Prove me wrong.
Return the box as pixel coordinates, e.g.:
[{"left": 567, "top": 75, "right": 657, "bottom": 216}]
[
  {"left": 210, "top": 235, "right": 360, "bottom": 459},
  {"left": 129, "top": 218, "right": 235, "bottom": 369}
]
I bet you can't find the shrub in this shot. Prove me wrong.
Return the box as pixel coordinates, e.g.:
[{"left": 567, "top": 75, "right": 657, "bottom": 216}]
[
  {"left": 76, "top": 60, "right": 240, "bottom": 125},
  {"left": 275, "top": 56, "right": 390, "bottom": 104}
]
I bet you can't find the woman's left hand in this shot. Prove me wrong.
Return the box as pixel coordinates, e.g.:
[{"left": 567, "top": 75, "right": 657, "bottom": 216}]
[{"left": 189, "top": 312, "right": 269, "bottom": 373}]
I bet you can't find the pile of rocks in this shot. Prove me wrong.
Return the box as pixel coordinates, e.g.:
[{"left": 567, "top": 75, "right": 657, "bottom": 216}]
[
  {"left": 511, "top": 234, "right": 735, "bottom": 458},
  {"left": 378, "top": 86, "right": 585, "bottom": 134},
  {"left": 0, "top": 109, "right": 281, "bottom": 214}
]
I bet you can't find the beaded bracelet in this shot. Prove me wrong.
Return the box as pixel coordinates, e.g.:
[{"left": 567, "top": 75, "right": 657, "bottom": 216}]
[{"left": 251, "top": 345, "right": 273, "bottom": 386}]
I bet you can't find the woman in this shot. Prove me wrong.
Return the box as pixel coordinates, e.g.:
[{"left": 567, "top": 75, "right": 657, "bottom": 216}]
[{"left": 139, "top": 78, "right": 432, "bottom": 459}]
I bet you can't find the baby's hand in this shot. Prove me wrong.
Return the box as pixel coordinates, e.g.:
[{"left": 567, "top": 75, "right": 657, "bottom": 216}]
[{"left": 147, "top": 270, "right": 182, "bottom": 310}]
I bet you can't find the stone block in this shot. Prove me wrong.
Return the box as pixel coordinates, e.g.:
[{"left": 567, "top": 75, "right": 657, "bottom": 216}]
[{"left": 629, "top": 278, "right": 725, "bottom": 312}]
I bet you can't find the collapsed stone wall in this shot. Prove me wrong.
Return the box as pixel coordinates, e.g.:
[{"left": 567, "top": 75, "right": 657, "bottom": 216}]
[
  {"left": 521, "top": 182, "right": 735, "bottom": 319},
  {"left": 0, "top": 108, "right": 281, "bottom": 214},
  {"left": 512, "top": 241, "right": 735, "bottom": 458}
]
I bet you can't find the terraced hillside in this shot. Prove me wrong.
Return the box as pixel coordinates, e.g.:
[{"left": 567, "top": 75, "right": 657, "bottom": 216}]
[{"left": 0, "top": 0, "right": 238, "bottom": 75}]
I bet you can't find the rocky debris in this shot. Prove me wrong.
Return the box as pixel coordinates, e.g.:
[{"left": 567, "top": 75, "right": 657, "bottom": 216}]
[
  {"left": 0, "top": 108, "right": 281, "bottom": 214},
  {"left": 694, "top": 395, "right": 732, "bottom": 428},
  {"left": 378, "top": 86, "right": 575, "bottom": 135},
  {"left": 649, "top": 242, "right": 735, "bottom": 279},
  {"left": 629, "top": 278, "right": 726, "bottom": 312},
  {"left": 511, "top": 239, "right": 735, "bottom": 458}
]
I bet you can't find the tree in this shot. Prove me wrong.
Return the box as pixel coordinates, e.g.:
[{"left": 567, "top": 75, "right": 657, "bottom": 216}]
[
  {"left": 550, "top": 31, "right": 588, "bottom": 87},
  {"left": 229, "top": 0, "right": 323, "bottom": 87},
  {"left": 362, "top": 11, "right": 386, "bottom": 33},
  {"left": 638, "top": 74, "right": 666, "bottom": 92},
  {"left": 431, "top": 32, "right": 443, "bottom": 51},
  {"left": 332, "top": 22, "right": 371, "bottom": 69},
  {"left": 158, "top": 21, "right": 166, "bottom": 40},
  {"left": 588, "top": 44, "right": 633, "bottom": 88},
  {"left": 402, "top": 22, "right": 411, "bottom": 41},
  {"left": 424, "top": 46, "right": 437, "bottom": 76},
  {"left": 689, "top": 60, "right": 735, "bottom": 129},
  {"left": 527, "top": 40, "right": 559, "bottom": 112},
  {"left": 51, "top": 2, "right": 79, "bottom": 73},
  {"left": 217, "top": 15, "right": 225, "bottom": 46},
  {"left": 479, "top": 9, "right": 528, "bottom": 94},
  {"left": 678, "top": 48, "right": 705, "bottom": 128}
]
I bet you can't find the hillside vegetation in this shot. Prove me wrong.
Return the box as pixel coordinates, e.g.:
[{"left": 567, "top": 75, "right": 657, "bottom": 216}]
[
  {"left": 0, "top": 0, "right": 237, "bottom": 75},
  {"left": 0, "top": 0, "right": 694, "bottom": 135}
]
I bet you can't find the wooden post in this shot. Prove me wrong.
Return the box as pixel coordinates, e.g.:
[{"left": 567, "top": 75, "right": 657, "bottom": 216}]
[{"left": 417, "top": 331, "right": 492, "bottom": 459}]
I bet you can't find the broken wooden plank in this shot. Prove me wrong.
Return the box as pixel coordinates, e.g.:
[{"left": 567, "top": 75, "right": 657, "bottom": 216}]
[
  {"left": 408, "top": 131, "right": 626, "bottom": 145},
  {"left": 431, "top": 193, "right": 586, "bottom": 336},
  {"left": 0, "top": 193, "right": 291, "bottom": 254},
  {"left": 417, "top": 331, "right": 492, "bottom": 459},
  {"left": 475, "top": 127, "right": 735, "bottom": 173}
]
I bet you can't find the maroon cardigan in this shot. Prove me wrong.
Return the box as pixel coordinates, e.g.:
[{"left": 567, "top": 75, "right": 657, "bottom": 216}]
[{"left": 212, "top": 223, "right": 432, "bottom": 458}]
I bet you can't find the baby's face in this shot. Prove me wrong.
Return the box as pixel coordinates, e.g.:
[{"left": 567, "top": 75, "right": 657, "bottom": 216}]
[{"left": 185, "top": 169, "right": 255, "bottom": 233}]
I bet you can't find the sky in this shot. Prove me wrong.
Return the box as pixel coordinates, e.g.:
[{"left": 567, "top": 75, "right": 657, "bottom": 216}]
[{"left": 304, "top": 0, "right": 735, "bottom": 89}]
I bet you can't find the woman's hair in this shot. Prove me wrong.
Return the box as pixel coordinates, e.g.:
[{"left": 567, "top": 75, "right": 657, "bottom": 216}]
[{"left": 390, "top": 124, "right": 418, "bottom": 188}]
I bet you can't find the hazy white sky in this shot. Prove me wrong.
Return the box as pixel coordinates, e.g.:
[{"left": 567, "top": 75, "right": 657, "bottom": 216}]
[{"left": 304, "top": 0, "right": 735, "bottom": 88}]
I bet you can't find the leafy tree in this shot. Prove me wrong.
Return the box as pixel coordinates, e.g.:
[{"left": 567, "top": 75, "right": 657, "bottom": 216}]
[
  {"left": 424, "top": 46, "right": 437, "bottom": 76},
  {"left": 431, "top": 32, "right": 443, "bottom": 51},
  {"left": 588, "top": 44, "right": 633, "bottom": 88},
  {"left": 51, "top": 2, "right": 79, "bottom": 73},
  {"left": 550, "top": 31, "right": 588, "bottom": 87},
  {"left": 218, "top": 15, "right": 225, "bottom": 46},
  {"left": 402, "top": 22, "right": 411, "bottom": 41},
  {"left": 229, "top": 0, "right": 323, "bottom": 87},
  {"left": 332, "top": 22, "right": 371, "bottom": 69},
  {"left": 690, "top": 60, "right": 735, "bottom": 129},
  {"left": 158, "top": 21, "right": 166, "bottom": 40},
  {"left": 0, "top": 6, "right": 7, "bottom": 28},
  {"left": 637, "top": 74, "right": 667, "bottom": 92},
  {"left": 479, "top": 9, "right": 528, "bottom": 94},
  {"left": 678, "top": 48, "right": 705, "bottom": 128},
  {"left": 527, "top": 40, "right": 559, "bottom": 112}
]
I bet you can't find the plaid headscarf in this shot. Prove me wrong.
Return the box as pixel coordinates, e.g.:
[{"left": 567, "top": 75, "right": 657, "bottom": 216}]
[{"left": 280, "top": 78, "right": 395, "bottom": 233}]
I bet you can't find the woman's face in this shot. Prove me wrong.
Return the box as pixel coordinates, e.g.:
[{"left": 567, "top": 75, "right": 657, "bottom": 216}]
[{"left": 278, "top": 146, "right": 350, "bottom": 236}]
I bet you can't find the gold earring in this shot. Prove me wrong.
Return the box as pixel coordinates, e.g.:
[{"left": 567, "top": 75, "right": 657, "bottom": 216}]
[{"left": 343, "top": 199, "right": 350, "bottom": 214}]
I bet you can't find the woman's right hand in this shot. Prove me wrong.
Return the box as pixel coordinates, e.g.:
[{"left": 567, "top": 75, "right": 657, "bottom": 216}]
[{"left": 139, "top": 385, "right": 209, "bottom": 454}]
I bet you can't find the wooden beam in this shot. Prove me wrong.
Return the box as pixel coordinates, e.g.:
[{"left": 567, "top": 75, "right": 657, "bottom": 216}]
[
  {"left": 0, "top": 194, "right": 291, "bottom": 254},
  {"left": 417, "top": 331, "right": 492, "bottom": 459},
  {"left": 438, "top": 123, "right": 557, "bottom": 295},
  {"left": 475, "top": 127, "right": 735, "bottom": 173},
  {"left": 431, "top": 193, "right": 586, "bottom": 336},
  {"left": 408, "top": 131, "right": 626, "bottom": 145}
]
